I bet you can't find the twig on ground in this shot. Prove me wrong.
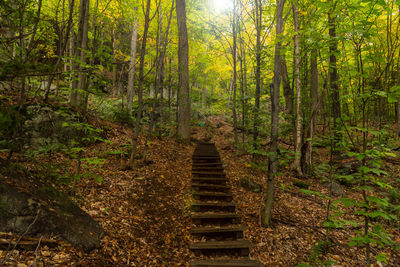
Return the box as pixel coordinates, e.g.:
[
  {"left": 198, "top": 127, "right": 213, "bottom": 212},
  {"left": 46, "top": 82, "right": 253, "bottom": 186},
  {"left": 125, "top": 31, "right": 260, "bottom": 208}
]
[
  {"left": 29, "top": 236, "right": 42, "bottom": 267},
  {"left": 0, "top": 210, "right": 40, "bottom": 266}
]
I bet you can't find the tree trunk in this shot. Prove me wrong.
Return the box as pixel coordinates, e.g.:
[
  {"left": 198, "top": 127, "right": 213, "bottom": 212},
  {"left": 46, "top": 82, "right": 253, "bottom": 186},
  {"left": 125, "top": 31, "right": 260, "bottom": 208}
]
[
  {"left": 260, "top": 0, "right": 285, "bottom": 228},
  {"left": 70, "top": 0, "right": 90, "bottom": 111},
  {"left": 149, "top": 0, "right": 174, "bottom": 134},
  {"left": 232, "top": 0, "right": 238, "bottom": 145},
  {"left": 328, "top": 1, "right": 341, "bottom": 143},
  {"left": 253, "top": 0, "right": 262, "bottom": 147},
  {"left": 281, "top": 54, "right": 293, "bottom": 115},
  {"left": 168, "top": 57, "right": 172, "bottom": 112},
  {"left": 305, "top": 48, "right": 319, "bottom": 174},
  {"left": 112, "top": 28, "right": 118, "bottom": 97},
  {"left": 242, "top": 30, "right": 248, "bottom": 143},
  {"left": 44, "top": 0, "right": 74, "bottom": 101},
  {"left": 127, "top": 21, "right": 138, "bottom": 110},
  {"left": 292, "top": 0, "right": 303, "bottom": 176},
  {"left": 239, "top": 36, "right": 246, "bottom": 143},
  {"left": 397, "top": 49, "right": 400, "bottom": 136},
  {"left": 128, "top": 0, "right": 151, "bottom": 165},
  {"left": 176, "top": 0, "right": 190, "bottom": 140}
]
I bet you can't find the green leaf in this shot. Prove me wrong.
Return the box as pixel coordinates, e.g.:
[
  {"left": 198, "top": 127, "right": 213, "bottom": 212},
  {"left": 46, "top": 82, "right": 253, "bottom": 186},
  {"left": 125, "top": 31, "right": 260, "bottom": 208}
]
[
  {"left": 376, "top": 253, "right": 388, "bottom": 263},
  {"left": 300, "top": 189, "right": 330, "bottom": 199},
  {"left": 367, "top": 196, "right": 388, "bottom": 207},
  {"left": 338, "top": 198, "right": 355, "bottom": 207},
  {"left": 367, "top": 211, "right": 391, "bottom": 220},
  {"left": 374, "top": 90, "right": 387, "bottom": 97}
]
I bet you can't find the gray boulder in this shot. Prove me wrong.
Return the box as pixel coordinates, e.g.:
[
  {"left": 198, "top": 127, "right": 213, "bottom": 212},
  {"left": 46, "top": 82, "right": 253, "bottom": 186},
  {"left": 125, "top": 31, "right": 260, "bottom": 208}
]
[
  {"left": 24, "top": 105, "right": 79, "bottom": 150},
  {"left": 239, "top": 177, "right": 262, "bottom": 193},
  {"left": 323, "top": 181, "right": 345, "bottom": 197},
  {"left": 0, "top": 181, "right": 103, "bottom": 252}
]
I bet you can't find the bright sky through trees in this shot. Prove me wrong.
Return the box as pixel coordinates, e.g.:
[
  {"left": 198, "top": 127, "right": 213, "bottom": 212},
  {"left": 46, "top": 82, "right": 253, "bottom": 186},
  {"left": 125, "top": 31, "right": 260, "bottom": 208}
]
[{"left": 210, "top": 0, "right": 233, "bottom": 13}]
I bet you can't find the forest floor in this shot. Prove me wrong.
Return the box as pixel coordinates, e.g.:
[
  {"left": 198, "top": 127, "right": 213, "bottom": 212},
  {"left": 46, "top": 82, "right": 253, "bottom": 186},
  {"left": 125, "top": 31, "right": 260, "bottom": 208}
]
[{"left": 1, "top": 114, "right": 400, "bottom": 266}]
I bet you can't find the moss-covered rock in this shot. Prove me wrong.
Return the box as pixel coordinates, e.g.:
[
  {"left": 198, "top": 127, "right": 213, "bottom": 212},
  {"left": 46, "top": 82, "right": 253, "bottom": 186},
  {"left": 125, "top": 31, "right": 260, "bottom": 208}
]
[
  {"left": 239, "top": 177, "right": 262, "bottom": 193},
  {"left": 0, "top": 180, "right": 103, "bottom": 252}
]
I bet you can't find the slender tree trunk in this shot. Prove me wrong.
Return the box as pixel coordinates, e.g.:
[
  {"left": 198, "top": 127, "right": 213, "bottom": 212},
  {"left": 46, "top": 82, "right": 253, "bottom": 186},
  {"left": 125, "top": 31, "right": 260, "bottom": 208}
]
[
  {"left": 127, "top": 21, "right": 138, "bottom": 110},
  {"left": 129, "top": 0, "right": 151, "bottom": 165},
  {"left": 292, "top": 0, "right": 303, "bottom": 176},
  {"left": 243, "top": 34, "right": 248, "bottom": 141},
  {"left": 281, "top": 54, "right": 293, "bottom": 115},
  {"left": 202, "top": 87, "right": 207, "bottom": 107},
  {"left": 44, "top": 0, "right": 74, "bottom": 101},
  {"left": 176, "top": 0, "right": 190, "bottom": 140},
  {"left": 397, "top": 50, "right": 400, "bottom": 136},
  {"left": 396, "top": 7, "right": 400, "bottom": 136},
  {"left": 328, "top": 1, "right": 341, "bottom": 143},
  {"left": 168, "top": 57, "right": 172, "bottom": 112},
  {"left": 305, "top": 48, "right": 319, "bottom": 173},
  {"left": 77, "top": 0, "right": 90, "bottom": 111},
  {"left": 148, "top": 0, "right": 174, "bottom": 134},
  {"left": 240, "top": 32, "right": 246, "bottom": 143},
  {"left": 253, "top": 0, "right": 262, "bottom": 147},
  {"left": 69, "top": 27, "right": 75, "bottom": 94},
  {"left": 260, "top": 0, "right": 285, "bottom": 228},
  {"left": 112, "top": 28, "right": 118, "bottom": 97},
  {"left": 232, "top": 0, "right": 238, "bottom": 145},
  {"left": 70, "top": 0, "right": 90, "bottom": 111}
]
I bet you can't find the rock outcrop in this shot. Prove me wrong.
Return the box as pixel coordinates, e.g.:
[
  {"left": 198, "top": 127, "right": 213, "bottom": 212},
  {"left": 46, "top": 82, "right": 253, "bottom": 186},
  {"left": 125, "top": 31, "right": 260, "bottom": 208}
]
[{"left": 0, "top": 180, "right": 103, "bottom": 252}]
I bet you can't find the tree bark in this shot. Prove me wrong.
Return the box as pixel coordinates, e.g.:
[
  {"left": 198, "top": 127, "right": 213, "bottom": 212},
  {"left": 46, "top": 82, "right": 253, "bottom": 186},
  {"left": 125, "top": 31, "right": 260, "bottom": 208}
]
[
  {"left": 232, "top": 0, "right": 238, "bottom": 145},
  {"left": 328, "top": 1, "right": 341, "bottom": 142},
  {"left": 111, "top": 28, "right": 118, "bottom": 97},
  {"left": 127, "top": 21, "right": 138, "bottom": 110},
  {"left": 397, "top": 49, "right": 400, "bottom": 136},
  {"left": 149, "top": 0, "right": 174, "bottom": 134},
  {"left": 129, "top": 0, "right": 151, "bottom": 165},
  {"left": 281, "top": 54, "right": 293, "bottom": 115},
  {"left": 260, "top": 0, "right": 285, "bottom": 228},
  {"left": 292, "top": 0, "right": 303, "bottom": 176},
  {"left": 176, "top": 0, "right": 190, "bottom": 140},
  {"left": 253, "top": 0, "right": 262, "bottom": 147},
  {"left": 44, "top": 0, "right": 74, "bottom": 101},
  {"left": 305, "top": 48, "right": 319, "bottom": 173},
  {"left": 70, "top": 0, "right": 90, "bottom": 111}
]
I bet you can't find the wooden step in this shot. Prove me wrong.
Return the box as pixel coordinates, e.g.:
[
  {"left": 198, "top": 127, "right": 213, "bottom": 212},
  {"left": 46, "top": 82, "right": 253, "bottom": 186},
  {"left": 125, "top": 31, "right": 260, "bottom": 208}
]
[
  {"left": 192, "top": 168, "right": 224, "bottom": 172},
  {"left": 192, "top": 177, "right": 228, "bottom": 185},
  {"left": 193, "top": 151, "right": 218, "bottom": 155},
  {"left": 191, "top": 212, "right": 241, "bottom": 225},
  {"left": 191, "top": 202, "right": 236, "bottom": 212},
  {"left": 190, "top": 240, "right": 251, "bottom": 256},
  {"left": 192, "top": 183, "right": 230, "bottom": 192},
  {"left": 193, "top": 191, "right": 233, "bottom": 202},
  {"left": 193, "top": 155, "right": 220, "bottom": 158},
  {"left": 190, "top": 259, "right": 262, "bottom": 267},
  {"left": 193, "top": 160, "right": 222, "bottom": 164},
  {"left": 193, "top": 171, "right": 226, "bottom": 177},
  {"left": 192, "top": 163, "right": 223, "bottom": 167},
  {"left": 190, "top": 226, "right": 245, "bottom": 239},
  {"left": 193, "top": 158, "right": 221, "bottom": 162},
  {"left": 195, "top": 142, "right": 215, "bottom": 146}
]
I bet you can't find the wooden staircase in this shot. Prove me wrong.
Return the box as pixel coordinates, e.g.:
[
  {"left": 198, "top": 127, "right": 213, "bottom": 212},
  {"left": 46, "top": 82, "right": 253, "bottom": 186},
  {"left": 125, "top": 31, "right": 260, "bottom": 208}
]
[{"left": 190, "top": 142, "right": 262, "bottom": 267}]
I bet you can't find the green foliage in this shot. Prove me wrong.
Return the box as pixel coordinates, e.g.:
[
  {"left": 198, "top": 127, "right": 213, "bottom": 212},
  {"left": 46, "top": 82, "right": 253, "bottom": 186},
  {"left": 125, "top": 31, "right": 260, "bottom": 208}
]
[
  {"left": 297, "top": 240, "right": 335, "bottom": 267},
  {"left": 44, "top": 121, "right": 110, "bottom": 186},
  {"left": 0, "top": 101, "right": 28, "bottom": 153},
  {"left": 111, "top": 108, "right": 135, "bottom": 126},
  {"left": 324, "top": 128, "right": 400, "bottom": 263}
]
